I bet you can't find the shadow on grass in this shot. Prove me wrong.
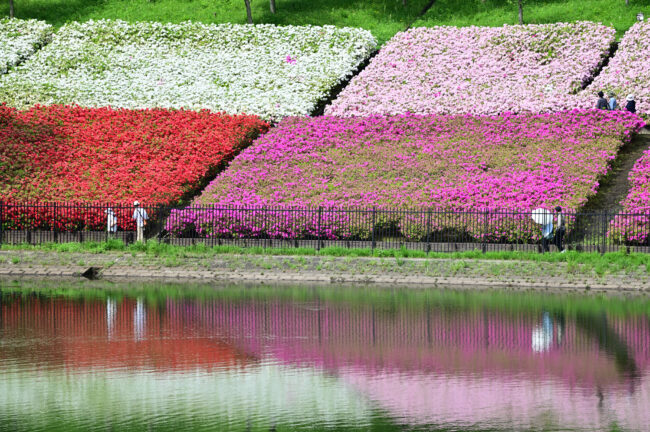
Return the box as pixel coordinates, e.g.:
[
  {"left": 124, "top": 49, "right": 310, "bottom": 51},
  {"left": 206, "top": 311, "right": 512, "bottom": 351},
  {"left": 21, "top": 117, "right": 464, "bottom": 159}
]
[{"left": 1, "top": 0, "right": 106, "bottom": 26}]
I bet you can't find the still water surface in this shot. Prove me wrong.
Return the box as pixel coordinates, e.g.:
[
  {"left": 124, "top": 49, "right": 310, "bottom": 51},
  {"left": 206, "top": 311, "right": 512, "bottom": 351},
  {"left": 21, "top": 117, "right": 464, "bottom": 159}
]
[{"left": 0, "top": 283, "right": 649, "bottom": 431}]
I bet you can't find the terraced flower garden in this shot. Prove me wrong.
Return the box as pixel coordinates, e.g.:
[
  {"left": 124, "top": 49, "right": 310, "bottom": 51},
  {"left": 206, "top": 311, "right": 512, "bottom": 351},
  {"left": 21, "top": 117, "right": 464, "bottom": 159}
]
[
  {"left": 588, "top": 20, "right": 650, "bottom": 118},
  {"left": 0, "top": 20, "right": 376, "bottom": 121},
  {"left": 1, "top": 17, "right": 650, "bottom": 245},
  {"left": 166, "top": 111, "right": 644, "bottom": 241},
  {"left": 0, "top": 104, "right": 268, "bottom": 229},
  {"left": 326, "top": 22, "right": 614, "bottom": 117}
]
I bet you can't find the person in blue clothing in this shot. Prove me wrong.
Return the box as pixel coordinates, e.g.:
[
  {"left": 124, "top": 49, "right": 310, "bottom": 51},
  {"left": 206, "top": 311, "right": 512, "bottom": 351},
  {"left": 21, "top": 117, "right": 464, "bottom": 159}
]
[
  {"left": 608, "top": 92, "right": 618, "bottom": 111},
  {"left": 625, "top": 94, "right": 636, "bottom": 114}
]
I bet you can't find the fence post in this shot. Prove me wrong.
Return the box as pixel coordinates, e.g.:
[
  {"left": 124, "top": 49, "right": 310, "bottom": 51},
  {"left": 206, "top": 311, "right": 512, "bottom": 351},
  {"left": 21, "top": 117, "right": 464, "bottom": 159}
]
[
  {"left": 482, "top": 209, "right": 488, "bottom": 253},
  {"left": 601, "top": 211, "right": 608, "bottom": 255},
  {"left": 53, "top": 202, "right": 58, "bottom": 244},
  {"left": 371, "top": 207, "right": 377, "bottom": 251},
  {"left": 317, "top": 206, "right": 323, "bottom": 251},
  {"left": 0, "top": 200, "right": 3, "bottom": 247},
  {"left": 426, "top": 208, "right": 432, "bottom": 251}
]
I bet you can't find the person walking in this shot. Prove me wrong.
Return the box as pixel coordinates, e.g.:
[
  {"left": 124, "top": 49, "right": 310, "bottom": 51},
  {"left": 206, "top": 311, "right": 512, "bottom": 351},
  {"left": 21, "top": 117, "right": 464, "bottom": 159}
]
[
  {"left": 541, "top": 218, "right": 553, "bottom": 253},
  {"left": 596, "top": 91, "right": 609, "bottom": 110},
  {"left": 105, "top": 207, "right": 117, "bottom": 238},
  {"left": 132, "top": 201, "right": 148, "bottom": 243},
  {"left": 608, "top": 92, "right": 618, "bottom": 111},
  {"left": 625, "top": 94, "right": 636, "bottom": 114},
  {"left": 554, "top": 206, "right": 566, "bottom": 253}
]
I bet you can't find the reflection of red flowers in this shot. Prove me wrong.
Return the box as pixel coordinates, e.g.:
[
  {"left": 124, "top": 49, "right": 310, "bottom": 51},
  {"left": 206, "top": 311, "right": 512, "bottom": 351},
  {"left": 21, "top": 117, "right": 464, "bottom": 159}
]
[{"left": 0, "top": 104, "right": 268, "bottom": 230}]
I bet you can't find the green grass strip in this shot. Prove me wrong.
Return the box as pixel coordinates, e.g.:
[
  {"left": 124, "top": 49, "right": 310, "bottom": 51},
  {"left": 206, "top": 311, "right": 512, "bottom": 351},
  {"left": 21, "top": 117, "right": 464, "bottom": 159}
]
[
  {"left": 416, "top": 0, "right": 650, "bottom": 39},
  {"left": 3, "top": 239, "right": 650, "bottom": 274}
]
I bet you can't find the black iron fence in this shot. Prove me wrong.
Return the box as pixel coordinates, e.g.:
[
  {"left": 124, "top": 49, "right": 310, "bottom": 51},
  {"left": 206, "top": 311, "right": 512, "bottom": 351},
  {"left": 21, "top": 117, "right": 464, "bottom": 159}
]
[{"left": 1, "top": 201, "right": 649, "bottom": 253}]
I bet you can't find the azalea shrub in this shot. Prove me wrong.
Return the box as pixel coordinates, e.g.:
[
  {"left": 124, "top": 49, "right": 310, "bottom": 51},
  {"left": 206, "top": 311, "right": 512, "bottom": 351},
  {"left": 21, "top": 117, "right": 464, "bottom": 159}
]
[
  {"left": 166, "top": 110, "right": 644, "bottom": 241},
  {"left": 0, "top": 104, "right": 268, "bottom": 230},
  {"left": 608, "top": 149, "right": 650, "bottom": 244},
  {"left": 326, "top": 22, "right": 614, "bottom": 117},
  {"left": 0, "top": 18, "right": 52, "bottom": 74},
  {"left": 586, "top": 20, "right": 650, "bottom": 117},
  {"left": 0, "top": 20, "right": 376, "bottom": 121}
]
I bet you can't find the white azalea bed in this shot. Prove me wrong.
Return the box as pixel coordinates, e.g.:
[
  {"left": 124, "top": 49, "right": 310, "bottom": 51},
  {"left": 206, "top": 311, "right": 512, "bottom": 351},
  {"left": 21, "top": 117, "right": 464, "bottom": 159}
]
[
  {"left": 326, "top": 22, "right": 614, "bottom": 116},
  {"left": 0, "top": 20, "right": 376, "bottom": 121},
  {"left": 587, "top": 20, "right": 650, "bottom": 117},
  {"left": 0, "top": 18, "right": 52, "bottom": 75}
]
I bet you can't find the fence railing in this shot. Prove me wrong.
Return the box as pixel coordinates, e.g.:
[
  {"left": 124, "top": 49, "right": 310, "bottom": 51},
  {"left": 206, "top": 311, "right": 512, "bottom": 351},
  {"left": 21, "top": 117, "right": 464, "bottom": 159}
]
[{"left": 1, "top": 201, "right": 649, "bottom": 253}]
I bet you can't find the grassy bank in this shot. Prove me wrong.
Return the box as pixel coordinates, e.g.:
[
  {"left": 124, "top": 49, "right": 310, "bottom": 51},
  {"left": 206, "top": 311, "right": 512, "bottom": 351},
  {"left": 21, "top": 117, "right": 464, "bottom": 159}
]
[
  {"left": 416, "top": 0, "right": 650, "bottom": 37},
  {"left": 0, "top": 0, "right": 430, "bottom": 45},
  {"left": 2, "top": 240, "right": 650, "bottom": 276}
]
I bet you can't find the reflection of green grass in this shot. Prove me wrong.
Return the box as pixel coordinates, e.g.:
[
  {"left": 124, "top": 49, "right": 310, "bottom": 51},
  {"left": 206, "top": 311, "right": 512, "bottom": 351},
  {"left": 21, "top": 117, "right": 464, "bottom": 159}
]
[
  {"left": 2, "top": 277, "right": 649, "bottom": 318},
  {"left": 4, "top": 240, "right": 650, "bottom": 275},
  {"left": 0, "top": 408, "right": 406, "bottom": 432},
  {"left": 0, "top": 0, "right": 430, "bottom": 45},
  {"left": 416, "top": 0, "right": 650, "bottom": 39}
]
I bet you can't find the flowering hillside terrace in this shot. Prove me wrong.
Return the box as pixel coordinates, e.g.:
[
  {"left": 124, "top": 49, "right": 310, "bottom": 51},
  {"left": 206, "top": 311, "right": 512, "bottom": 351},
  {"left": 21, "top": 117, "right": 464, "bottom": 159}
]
[
  {"left": 0, "top": 20, "right": 376, "bottom": 121},
  {"left": 586, "top": 20, "right": 650, "bottom": 117},
  {"left": 167, "top": 110, "right": 644, "bottom": 241},
  {"left": 326, "top": 22, "right": 614, "bottom": 117},
  {"left": 0, "top": 104, "right": 268, "bottom": 230}
]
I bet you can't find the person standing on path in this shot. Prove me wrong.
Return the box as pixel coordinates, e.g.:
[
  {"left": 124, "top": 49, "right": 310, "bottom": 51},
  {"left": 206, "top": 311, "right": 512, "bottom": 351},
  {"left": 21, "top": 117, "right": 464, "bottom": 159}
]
[
  {"left": 105, "top": 208, "right": 117, "bottom": 238},
  {"left": 554, "top": 206, "right": 566, "bottom": 253},
  {"left": 625, "top": 94, "right": 636, "bottom": 114},
  {"left": 132, "top": 201, "right": 148, "bottom": 243},
  {"left": 596, "top": 91, "right": 609, "bottom": 110}
]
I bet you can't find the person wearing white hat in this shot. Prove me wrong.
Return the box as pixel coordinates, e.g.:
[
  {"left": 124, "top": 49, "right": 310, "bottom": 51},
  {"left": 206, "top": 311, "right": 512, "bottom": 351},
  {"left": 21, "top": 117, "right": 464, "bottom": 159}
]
[
  {"left": 625, "top": 94, "right": 636, "bottom": 114},
  {"left": 132, "top": 201, "right": 148, "bottom": 243}
]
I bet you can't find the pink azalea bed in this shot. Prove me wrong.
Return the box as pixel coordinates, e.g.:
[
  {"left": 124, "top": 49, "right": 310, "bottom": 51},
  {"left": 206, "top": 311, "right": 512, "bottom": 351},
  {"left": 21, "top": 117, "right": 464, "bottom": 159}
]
[
  {"left": 326, "top": 22, "right": 614, "bottom": 117},
  {"left": 587, "top": 21, "right": 650, "bottom": 117},
  {"left": 167, "top": 110, "right": 643, "bottom": 241}
]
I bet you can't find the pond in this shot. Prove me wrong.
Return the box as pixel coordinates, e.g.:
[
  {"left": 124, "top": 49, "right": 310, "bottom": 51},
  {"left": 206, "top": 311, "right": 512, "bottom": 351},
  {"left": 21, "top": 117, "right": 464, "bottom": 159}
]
[{"left": 0, "top": 281, "right": 648, "bottom": 431}]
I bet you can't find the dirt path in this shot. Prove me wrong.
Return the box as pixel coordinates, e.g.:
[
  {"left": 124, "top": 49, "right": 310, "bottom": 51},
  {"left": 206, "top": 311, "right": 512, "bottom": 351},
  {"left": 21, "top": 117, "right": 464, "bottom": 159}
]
[
  {"left": 568, "top": 129, "right": 650, "bottom": 246},
  {"left": 583, "top": 129, "right": 650, "bottom": 214}
]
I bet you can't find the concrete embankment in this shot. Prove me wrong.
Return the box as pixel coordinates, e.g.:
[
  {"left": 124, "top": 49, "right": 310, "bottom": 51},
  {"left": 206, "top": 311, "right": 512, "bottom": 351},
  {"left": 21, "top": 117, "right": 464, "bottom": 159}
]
[{"left": 1, "top": 250, "right": 649, "bottom": 295}]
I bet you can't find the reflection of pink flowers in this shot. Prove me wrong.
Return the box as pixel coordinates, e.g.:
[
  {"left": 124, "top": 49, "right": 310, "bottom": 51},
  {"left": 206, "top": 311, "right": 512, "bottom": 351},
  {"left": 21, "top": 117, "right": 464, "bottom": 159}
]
[{"left": 285, "top": 55, "right": 296, "bottom": 64}]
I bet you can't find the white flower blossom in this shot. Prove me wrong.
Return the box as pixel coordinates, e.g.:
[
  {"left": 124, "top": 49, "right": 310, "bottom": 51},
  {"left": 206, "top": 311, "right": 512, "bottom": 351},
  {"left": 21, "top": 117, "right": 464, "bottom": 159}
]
[
  {"left": 0, "top": 20, "right": 376, "bottom": 121},
  {"left": 0, "top": 18, "right": 52, "bottom": 75}
]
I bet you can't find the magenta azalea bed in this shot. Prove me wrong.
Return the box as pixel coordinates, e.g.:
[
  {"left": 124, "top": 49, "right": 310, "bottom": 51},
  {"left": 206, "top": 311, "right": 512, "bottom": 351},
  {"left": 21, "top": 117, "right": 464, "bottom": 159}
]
[
  {"left": 167, "top": 110, "right": 643, "bottom": 241},
  {"left": 326, "top": 22, "right": 614, "bottom": 117}
]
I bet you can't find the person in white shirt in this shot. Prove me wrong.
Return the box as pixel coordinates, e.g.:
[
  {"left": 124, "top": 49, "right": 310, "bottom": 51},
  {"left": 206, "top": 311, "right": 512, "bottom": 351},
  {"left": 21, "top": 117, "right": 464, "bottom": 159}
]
[
  {"left": 132, "top": 201, "right": 148, "bottom": 243},
  {"left": 105, "top": 208, "right": 117, "bottom": 238}
]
